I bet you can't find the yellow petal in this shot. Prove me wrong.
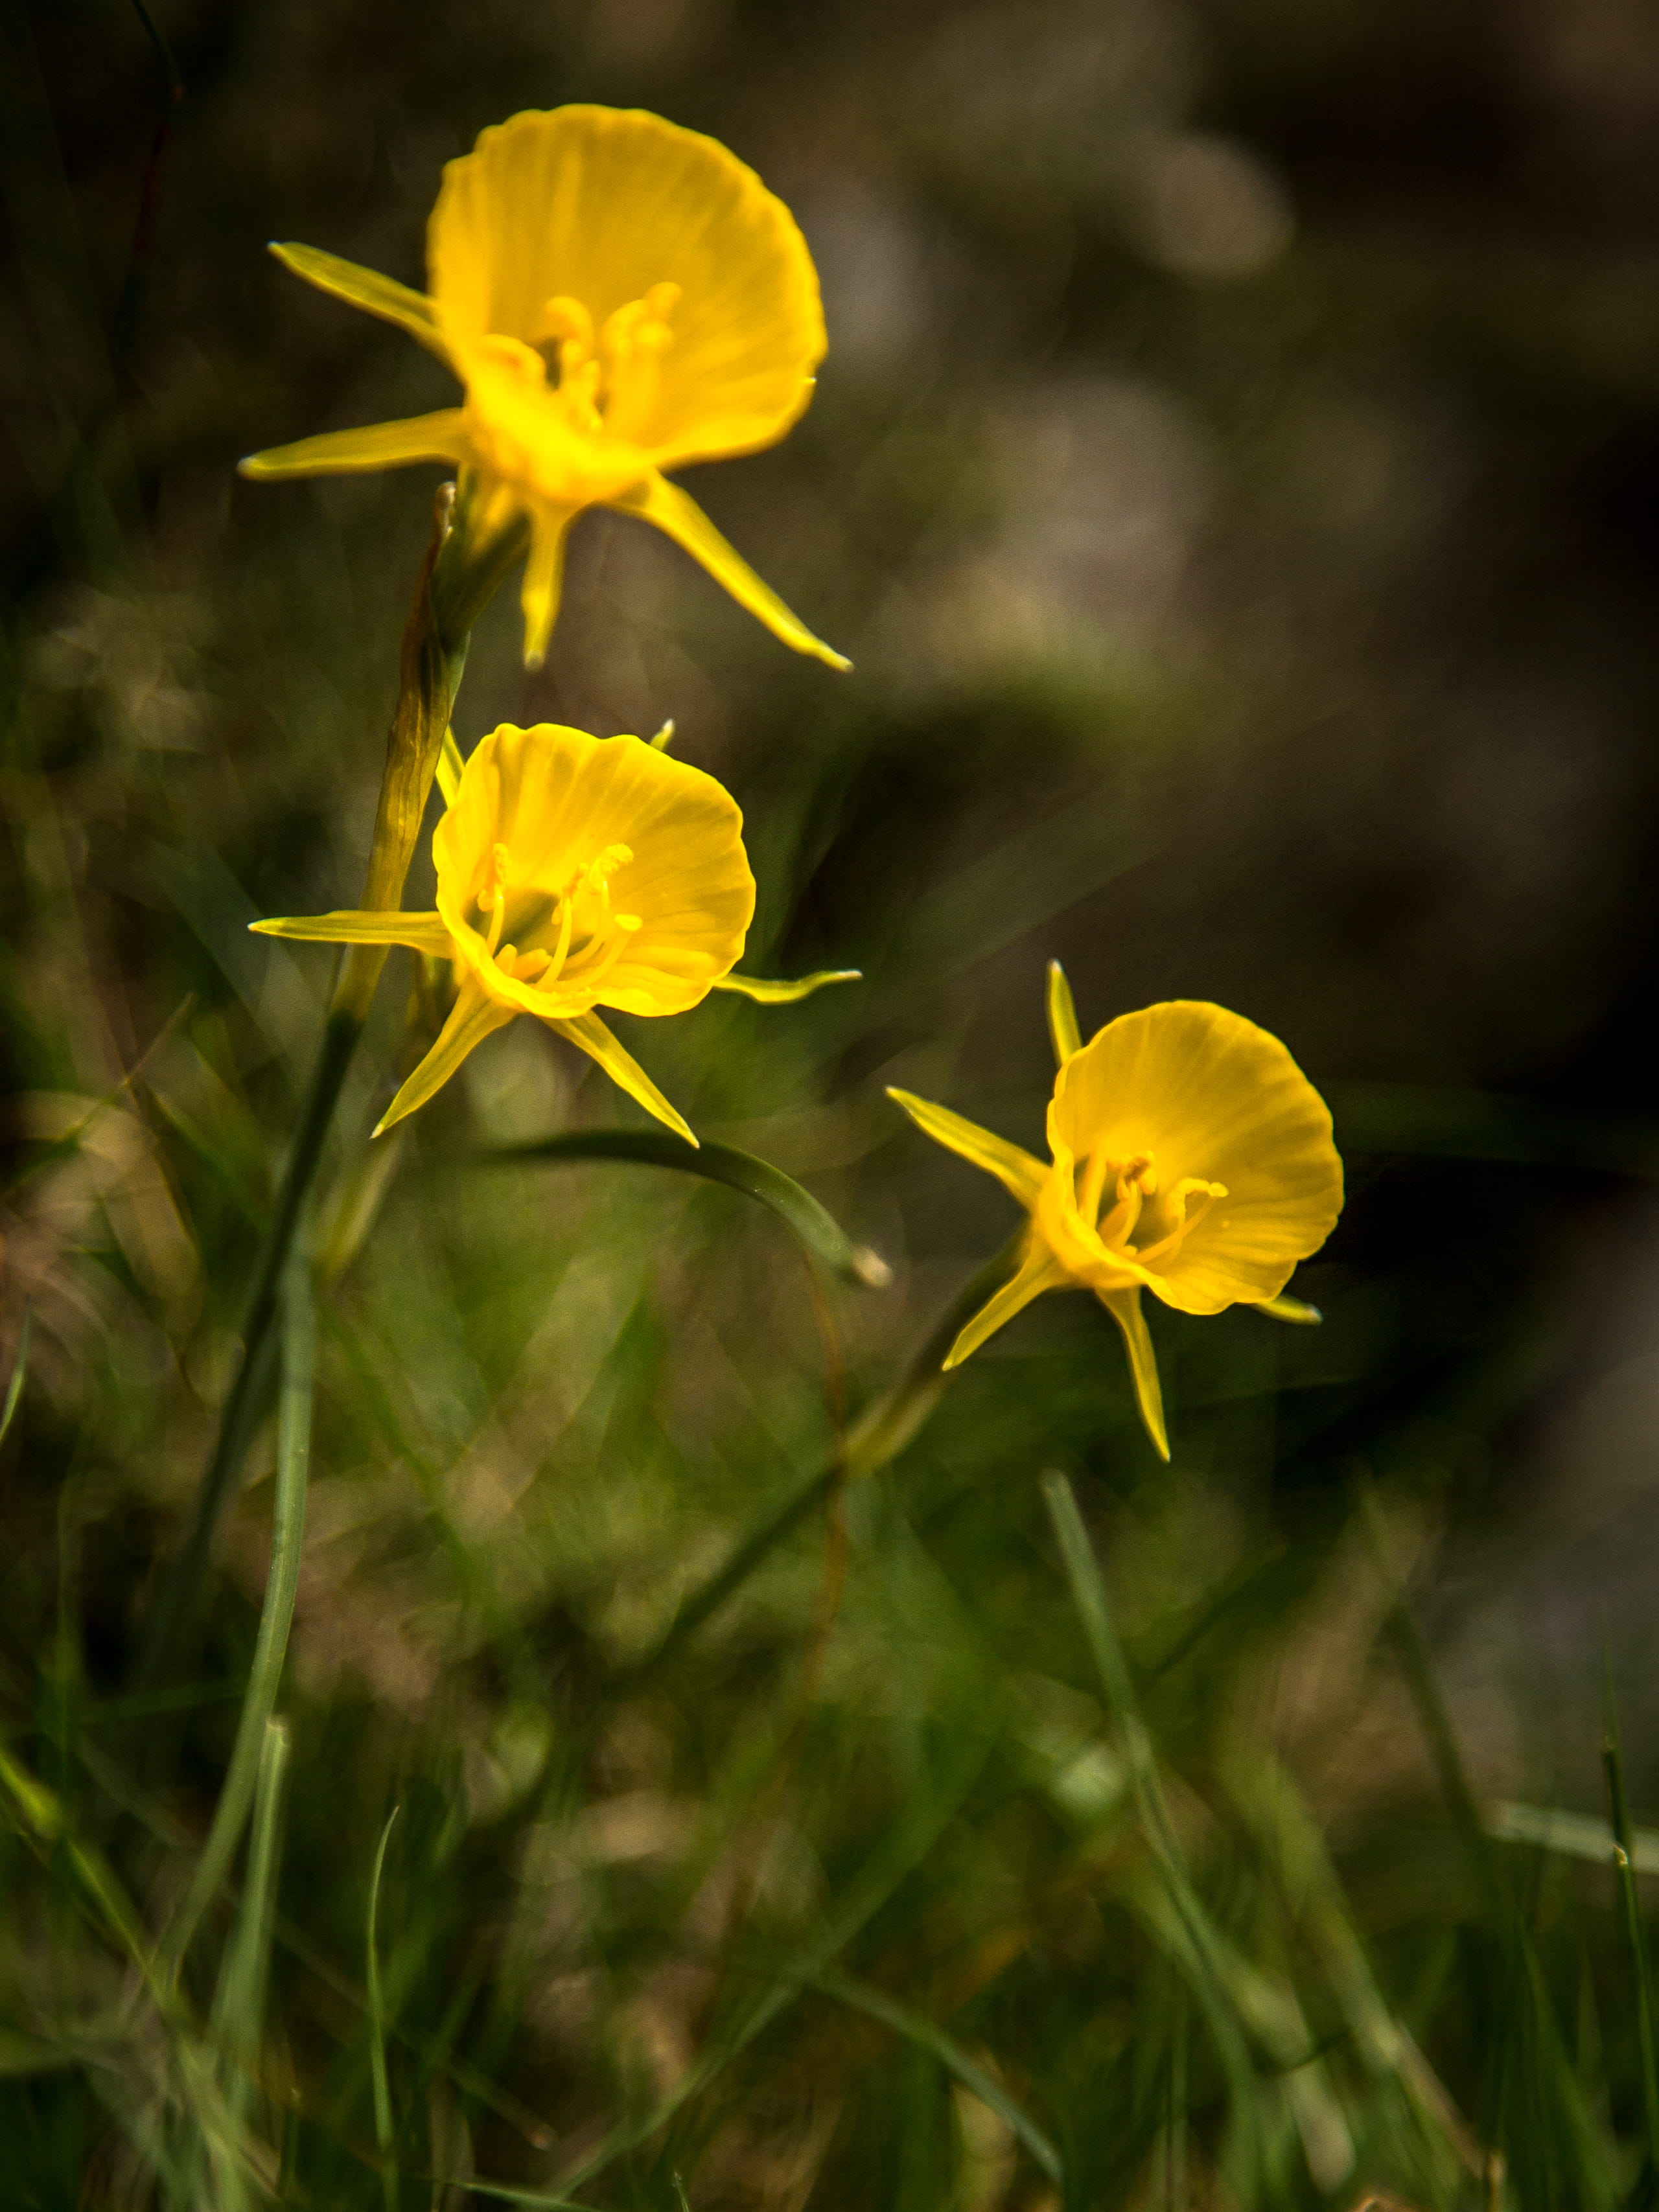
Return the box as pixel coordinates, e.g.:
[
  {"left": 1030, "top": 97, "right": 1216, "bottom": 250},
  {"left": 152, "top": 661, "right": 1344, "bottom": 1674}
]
[
  {"left": 239, "top": 412, "right": 467, "bottom": 480},
  {"left": 1259, "top": 1292, "right": 1322, "bottom": 1325},
  {"left": 1050, "top": 1000, "right": 1343, "bottom": 1316},
  {"left": 1097, "top": 1286, "right": 1170, "bottom": 1460},
  {"left": 547, "top": 1009, "right": 697, "bottom": 1146},
  {"left": 520, "top": 507, "right": 576, "bottom": 671},
  {"left": 943, "top": 1238, "right": 1067, "bottom": 1368},
  {"left": 373, "top": 977, "right": 516, "bottom": 1136},
  {"left": 710, "top": 969, "right": 860, "bottom": 1004},
  {"left": 886, "top": 1089, "right": 1048, "bottom": 1210},
  {"left": 428, "top": 106, "right": 824, "bottom": 463},
  {"left": 251, "top": 910, "right": 452, "bottom": 954},
  {"left": 1046, "top": 959, "right": 1082, "bottom": 1066},
  {"left": 617, "top": 474, "right": 849, "bottom": 669},
  {"left": 268, "top": 242, "right": 451, "bottom": 362},
  {"left": 434, "top": 724, "right": 754, "bottom": 1019}
]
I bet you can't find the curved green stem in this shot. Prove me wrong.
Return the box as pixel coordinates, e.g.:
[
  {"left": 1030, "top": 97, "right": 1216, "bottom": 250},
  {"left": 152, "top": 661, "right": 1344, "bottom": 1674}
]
[
  {"left": 133, "top": 491, "right": 524, "bottom": 1694},
  {"left": 612, "top": 1232, "right": 1023, "bottom": 1696},
  {"left": 158, "top": 1227, "right": 313, "bottom": 1987}
]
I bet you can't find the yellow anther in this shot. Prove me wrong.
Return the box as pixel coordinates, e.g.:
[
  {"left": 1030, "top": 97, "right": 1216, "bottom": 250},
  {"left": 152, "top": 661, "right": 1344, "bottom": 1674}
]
[
  {"left": 538, "top": 295, "right": 595, "bottom": 355},
  {"left": 477, "top": 332, "right": 548, "bottom": 387},
  {"left": 583, "top": 842, "right": 634, "bottom": 892},
  {"left": 596, "top": 286, "right": 682, "bottom": 438}
]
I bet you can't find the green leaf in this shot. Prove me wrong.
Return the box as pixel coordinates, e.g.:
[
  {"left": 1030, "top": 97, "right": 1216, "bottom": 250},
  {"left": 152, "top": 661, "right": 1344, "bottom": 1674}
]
[
  {"left": 0, "top": 1302, "right": 30, "bottom": 1449},
  {"left": 367, "top": 1804, "right": 400, "bottom": 2191},
  {"left": 470, "top": 1130, "right": 890, "bottom": 1287}
]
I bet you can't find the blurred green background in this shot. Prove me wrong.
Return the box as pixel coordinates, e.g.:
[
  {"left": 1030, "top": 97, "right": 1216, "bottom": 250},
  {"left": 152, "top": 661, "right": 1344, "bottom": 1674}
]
[{"left": 8, "top": 1, "right": 1659, "bottom": 2206}]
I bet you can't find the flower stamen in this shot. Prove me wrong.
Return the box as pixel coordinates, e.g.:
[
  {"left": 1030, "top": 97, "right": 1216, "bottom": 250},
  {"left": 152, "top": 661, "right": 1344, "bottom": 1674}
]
[{"left": 481, "top": 842, "right": 512, "bottom": 955}]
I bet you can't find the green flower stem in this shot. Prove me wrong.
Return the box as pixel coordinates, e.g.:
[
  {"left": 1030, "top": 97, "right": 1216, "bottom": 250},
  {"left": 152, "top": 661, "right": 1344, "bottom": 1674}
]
[
  {"left": 135, "top": 487, "right": 526, "bottom": 1696},
  {"left": 158, "top": 1229, "right": 312, "bottom": 1988},
  {"left": 613, "top": 1232, "right": 1025, "bottom": 1698}
]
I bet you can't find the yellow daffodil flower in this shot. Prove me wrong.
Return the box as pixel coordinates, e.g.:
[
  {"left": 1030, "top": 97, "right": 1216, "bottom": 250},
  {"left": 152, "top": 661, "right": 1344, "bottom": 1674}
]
[
  {"left": 253, "top": 722, "right": 855, "bottom": 1144},
  {"left": 240, "top": 106, "right": 845, "bottom": 673},
  {"left": 888, "top": 966, "right": 1343, "bottom": 1458}
]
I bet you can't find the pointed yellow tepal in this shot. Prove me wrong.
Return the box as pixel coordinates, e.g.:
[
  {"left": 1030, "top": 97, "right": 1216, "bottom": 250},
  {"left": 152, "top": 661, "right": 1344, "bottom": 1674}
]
[
  {"left": 252, "top": 723, "right": 856, "bottom": 1144},
  {"left": 240, "top": 107, "right": 846, "bottom": 673},
  {"left": 888, "top": 978, "right": 1344, "bottom": 1460}
]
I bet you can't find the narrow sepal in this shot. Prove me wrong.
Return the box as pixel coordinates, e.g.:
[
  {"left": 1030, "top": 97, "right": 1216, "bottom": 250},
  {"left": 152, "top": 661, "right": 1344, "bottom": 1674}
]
[
  {"left": 252, "top": 910, "right": 452, "bottom": 955},
  {"left": 619, "top": 473, "right": 850, "bottom": 669},
  {"left": 546, "top": 1009, "right": 698, "bottom": 1147},
  {"left": 943, "top": 1239, "right": 1065, "bottom": 1368},
  {"left": 710, "top": 969, "right": 861, "bottom": 1004},
  {"left": 1046, "top": 959, "right": 1082, "bottom": 1066},
  {"left": 887, "top": 1087, "right": 1047, "bottom": 1208},
  {"left": 269, "top": 242, "right": 452, "bottom": 360},
  {"left": 240, "top": 411, "right": 467, "bottom": 481},
  {"left": 1258, "top": 1292, "right": 1322, "bottom": 1324},
  {"left": 374, "top": 978, "right": 515, "bottom": 1136},
  {"left": 1098, "top": 1285, "right": 1170, "bottom": 1460},
  {"left": 437, "top": 728, "right": 466, "bottom": 807}
]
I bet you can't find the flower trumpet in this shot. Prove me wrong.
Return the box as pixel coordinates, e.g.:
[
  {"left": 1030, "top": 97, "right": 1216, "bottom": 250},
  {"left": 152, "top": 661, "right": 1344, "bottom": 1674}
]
[
  {"left": 240, "top": 105, "right": 844, "bottom": 673},
  {"left": 887, "top": 966, "right": 1343, "bottom": 1458},
  {"left": 253, "top": 722, "right": 856, "bottom": 1144}
]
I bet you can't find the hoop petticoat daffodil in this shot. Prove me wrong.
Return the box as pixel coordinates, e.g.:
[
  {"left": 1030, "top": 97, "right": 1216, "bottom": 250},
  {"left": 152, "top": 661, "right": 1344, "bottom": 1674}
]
[
  {"left": 252, "top": 722, "right": 856, "bottom": 1145},
  {"left": 888, "top": 967, "right": 1343, "bottom": 1459},
  {"left": 239, "top": 105, "right": 845, "bottom": 674}
]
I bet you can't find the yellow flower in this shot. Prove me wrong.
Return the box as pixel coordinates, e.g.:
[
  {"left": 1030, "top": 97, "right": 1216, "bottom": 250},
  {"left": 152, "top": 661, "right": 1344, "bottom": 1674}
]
[
  {"left": 253, "top": 722, "right": 856, "bottom": 1144},
  {"left": 888, "top": 967, "right": 1343, "bottom": 1458},
  {"left": 240, "top": 106, "right": 845, "bottom": 673}
]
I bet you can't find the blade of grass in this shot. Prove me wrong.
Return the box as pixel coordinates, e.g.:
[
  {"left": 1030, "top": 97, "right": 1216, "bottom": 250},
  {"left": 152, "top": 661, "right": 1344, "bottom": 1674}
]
[
  {"left": 613, "top": 1235, "right": 1024, "bottom": 1697},
  {"left": 552, "top": 1726, "right": 993, "bottom": 2196},
  {"left": 1041, "top": 1470, "right": 1330, "bottom": 2196},
  {"left": 0, "top": 1299, "right": 30, "bottom": 1447},
  {"left": 213, "top": 1717, "right": 291, "bottom": 2123},
  {"left": 0, "top": 1740, "right": 152, "bottom": 1972},
  {"left": 176, "top": 1719, "right": 292, "bottom": 2212},
  {"left": 1368, "top": 1501, "right": 1620, "bottom": 2206},
  {"left": 367, "top": 1804, "right": 400, "bottom": 2212},
  {"left": 158, "top": 1219, "right": 313, "bottom": 1985},
  {"left": 438, "top": 2188, "right": 592, "bottom": 2210},
  {"left": 1605, "top": 1673, "right": 1659, "bottom": 2184},
  {"left": 1492, "top": 1801, "right": 1659, "bottom": 1874},
  {"left": 468, "top": 1129, "right": 892, "bottom": 1288},
  {"left": 809, "top": 1964, "right": 1063, "bottom": 2185}
]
